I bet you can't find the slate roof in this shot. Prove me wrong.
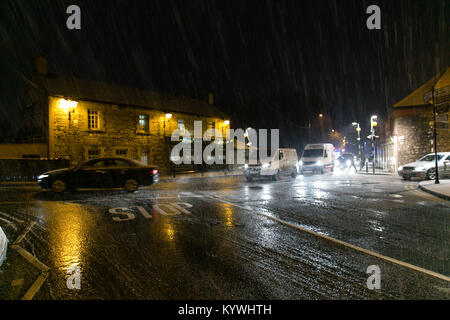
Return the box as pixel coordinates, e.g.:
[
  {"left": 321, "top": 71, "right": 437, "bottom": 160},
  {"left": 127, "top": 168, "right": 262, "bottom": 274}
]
[
  {"left": 33, "top": 74, "right": 228, "bottom": 119},
  {"left": 393, "top": 67, "right": 450, "bottom": 108}
]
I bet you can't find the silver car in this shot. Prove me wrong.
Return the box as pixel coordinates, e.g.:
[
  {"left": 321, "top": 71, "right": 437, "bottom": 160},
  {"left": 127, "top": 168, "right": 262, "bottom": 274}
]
[{"left": 398, "top": 152, "right": 450, "bottom": 180}]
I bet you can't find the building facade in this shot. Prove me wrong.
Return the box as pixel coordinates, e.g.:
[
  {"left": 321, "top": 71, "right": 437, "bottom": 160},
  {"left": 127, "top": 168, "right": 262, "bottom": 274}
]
[
  {"left": 18, "top": 58, "right": 230, "bottom": 173},
  {"left": 382, "top": 67, "right": 450, "bottom": 171}
]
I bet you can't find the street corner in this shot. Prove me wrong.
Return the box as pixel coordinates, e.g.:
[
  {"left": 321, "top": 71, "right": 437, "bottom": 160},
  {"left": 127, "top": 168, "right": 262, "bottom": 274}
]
[
  {"left": 418, "top": 179, "right": 450, "bottom": 201},
  {"left": 0, "top": 225, "right": 8, "bottom": 268}
]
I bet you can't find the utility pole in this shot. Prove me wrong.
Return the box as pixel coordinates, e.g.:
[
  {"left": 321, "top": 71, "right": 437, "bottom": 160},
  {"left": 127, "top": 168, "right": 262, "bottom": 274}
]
[{"left": 432, "top": 85, "right": 440, "bottom": 184}]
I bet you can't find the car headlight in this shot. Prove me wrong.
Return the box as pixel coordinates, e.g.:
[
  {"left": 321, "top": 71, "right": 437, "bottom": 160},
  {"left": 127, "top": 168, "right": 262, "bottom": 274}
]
[
  {"left": 398, "top": 166, "right": 403, "bottom": 171},
  {"left": 299, "top": 160, "right": 303, "bottom": 166},
  {"left": 316, "top": 160, "right": 322, "bottom": 166},
  {"left": 262, "top": 162, "right": 271, "bottom": 168},
  {"left": 244, "top": 164, "right": 248, "bottom": 169},
  {"left": 346, "top": 160, "right": 351, "bottom": 166},
  {"left": 38, "top": 174, "right": 49, "bottom": 179}
]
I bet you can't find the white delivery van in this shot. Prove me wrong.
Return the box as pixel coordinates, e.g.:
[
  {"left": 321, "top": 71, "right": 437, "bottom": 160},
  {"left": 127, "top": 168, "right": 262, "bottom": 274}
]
[
  {"left": 299, "top": 143, "right": 335, "bottom": 174},
  {"left": 244, "top": 148, "right": 298, "bottom": 181}
]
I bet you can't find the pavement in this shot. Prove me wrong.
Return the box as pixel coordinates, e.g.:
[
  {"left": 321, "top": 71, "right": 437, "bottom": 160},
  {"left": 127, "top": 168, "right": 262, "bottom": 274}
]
[
  {"left": 419, "top": 179, "right": 450, "bottom": 200},
  {"left": 0, "top": 172, "right": 449, "bottom": 300}
]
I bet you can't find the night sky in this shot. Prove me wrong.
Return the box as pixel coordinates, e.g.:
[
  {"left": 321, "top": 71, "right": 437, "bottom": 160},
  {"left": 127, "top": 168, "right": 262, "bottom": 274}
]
[{"left": 0, "top": 0, "right": 449, "bottom": 149}]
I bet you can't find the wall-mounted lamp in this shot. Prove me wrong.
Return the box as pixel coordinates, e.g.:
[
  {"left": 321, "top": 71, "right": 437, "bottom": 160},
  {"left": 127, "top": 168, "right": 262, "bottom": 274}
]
[
  {"left": 224, "top": 120, "right": 230, "bottom": 125},
  {"left": 165, "top": 113, "right": 173, "bottom": 119},
  {"left": 59, "top": 98, "right": 78, "bottom": 120}
]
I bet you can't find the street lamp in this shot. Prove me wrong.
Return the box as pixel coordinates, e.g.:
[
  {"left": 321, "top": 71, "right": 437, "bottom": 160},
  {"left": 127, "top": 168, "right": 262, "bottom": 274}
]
[
  {"left": 352, "top": 122, "right": 362, "bottom": 166},
  {"left": 367, "top": 115, "right": 379, "bottom": 174},
  {"left": 164, "top": 113, "right": 172, "bottom": 136}
]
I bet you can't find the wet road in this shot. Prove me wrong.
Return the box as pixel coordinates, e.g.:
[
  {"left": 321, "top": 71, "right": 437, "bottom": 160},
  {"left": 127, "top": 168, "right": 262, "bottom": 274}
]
[{"left": 0, "top": 173, "right": 449, "bottom": 299}]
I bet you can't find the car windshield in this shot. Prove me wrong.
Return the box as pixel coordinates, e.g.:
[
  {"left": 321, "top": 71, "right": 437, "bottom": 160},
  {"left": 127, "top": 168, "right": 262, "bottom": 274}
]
[
  {"left": 303, "top": 149, "right": 323, "bottom": 158},
  {"left": 419, "top": 154, "right": 444, "bottom": 161}
]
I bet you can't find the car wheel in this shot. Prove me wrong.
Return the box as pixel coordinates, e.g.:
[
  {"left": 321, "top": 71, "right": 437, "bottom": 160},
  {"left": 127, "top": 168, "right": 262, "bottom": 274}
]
[
  {"left": 291, "top": 168, "right": 297, "bottom": 178},
  {"left": 426, "top": 168, "right": 436, "bottom": 180},
  {"left": 245, "top": 176, "right": 253, "bottom": 182},
  {"left": 51, "top": 179, "right": 66, "bottom": 193},
  {"left": 124, "top": 179, "right": 139, "bottom": 193}
]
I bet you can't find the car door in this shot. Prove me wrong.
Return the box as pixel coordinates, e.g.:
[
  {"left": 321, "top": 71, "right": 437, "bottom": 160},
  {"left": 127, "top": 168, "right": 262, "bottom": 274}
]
[
  {"left": 444, "top": 155, "right": 450, "bottom": 177},
  {"left": 106, "top": 159, "right": 134, "bottom": 187},
  {"left": 77, "top": 159, "right": 109, "bottom": 188}
]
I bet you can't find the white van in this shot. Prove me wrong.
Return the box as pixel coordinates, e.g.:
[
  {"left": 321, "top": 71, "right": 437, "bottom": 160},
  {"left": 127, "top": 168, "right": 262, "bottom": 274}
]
[
  {"left": 244, "top": 148, "right": 299, "bottom": 181},
  {"left": 299, "top": 143, "right": 335, "bottom": 174}
]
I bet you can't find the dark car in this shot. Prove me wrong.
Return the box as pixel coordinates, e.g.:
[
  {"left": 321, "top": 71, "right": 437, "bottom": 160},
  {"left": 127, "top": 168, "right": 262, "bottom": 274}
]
[
  {"left": 336, "top": 153, "right": 357, "bottom": 171},
  {"left": 38, "top": 157, "right": 159, "bottom": 193}
]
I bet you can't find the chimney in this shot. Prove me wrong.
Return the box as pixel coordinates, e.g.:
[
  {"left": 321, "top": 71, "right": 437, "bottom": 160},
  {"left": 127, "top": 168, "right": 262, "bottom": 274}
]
[
  {"left": 34, "top": 56, "right": 47, "bottom": 75},
  {"left": 208, "top": 93, "right": 213, "bottom": 105}
]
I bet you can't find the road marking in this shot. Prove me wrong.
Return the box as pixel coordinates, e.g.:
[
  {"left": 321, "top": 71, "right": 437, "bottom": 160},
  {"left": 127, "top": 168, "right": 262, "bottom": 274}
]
[
  {"left": 21, "top": 272, "right": 48, "bottom": 300},
  {"left": 13, "top": 222, "right": 37, "bottom": 245},
  {"left": 0, "top": 210, "right": 24, "bottom": 223},
  {"left": 10, "top": 245, "right": 49, "bottom": 272},
  {"left": 209, "top": 195, "right": 450, "bottom": 283},
  {"left": 9, "top": 222, "right": 50, "bottom": 300},
  {"left": 109, "top": 203, "right": 192, "bottom": 221},
  {"left": 0, "top": 216, "right": 17, "bottom": 231},
  {"left": 11, "top": 279, "right": 24, "bottom": 286}
]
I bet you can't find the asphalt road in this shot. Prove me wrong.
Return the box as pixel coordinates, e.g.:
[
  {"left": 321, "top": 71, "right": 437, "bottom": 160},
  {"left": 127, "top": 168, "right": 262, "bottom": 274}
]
[{"left": 0, "top": 172, "right": 449, "bottom": 299}]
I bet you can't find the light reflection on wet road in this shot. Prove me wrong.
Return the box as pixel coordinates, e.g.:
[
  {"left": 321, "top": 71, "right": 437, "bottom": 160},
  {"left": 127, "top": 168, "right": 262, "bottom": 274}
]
[{"left": 0, "top": 173, "right": 449, "bottom": 299}]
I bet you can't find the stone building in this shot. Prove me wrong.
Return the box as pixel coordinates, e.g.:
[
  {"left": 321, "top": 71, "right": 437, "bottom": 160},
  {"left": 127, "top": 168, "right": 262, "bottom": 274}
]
[
  {"left": 17, "top": 57, "right": 230, "bottom": 173},
  {"left": 381, "top": 67, "right": 450, "bottom": 171}
]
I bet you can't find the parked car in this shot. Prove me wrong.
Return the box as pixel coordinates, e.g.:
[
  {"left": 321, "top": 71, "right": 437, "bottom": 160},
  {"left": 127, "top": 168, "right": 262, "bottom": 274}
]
[
  {"left": 38, "top": 157, "right": 159, "bottom": 193},
  {"left": 244, "top": 148, "right": 298, "bottom": 181},
  {"left": 397, "top": 152, "right": 450, "bottom": 180},
  {"left": 299, "top": 143, "right": 335, "bottom": 174}
]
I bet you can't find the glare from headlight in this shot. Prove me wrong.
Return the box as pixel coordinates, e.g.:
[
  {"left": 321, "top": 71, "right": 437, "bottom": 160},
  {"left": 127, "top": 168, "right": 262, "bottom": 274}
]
[
  {"left": 299, "top": 160, "right": 303, "bottom": 166},
  {"left": 244, "top": 164, "right": 248, "bottom": 169},
  {"left": 316, "top": 160, "right": 322, "bottom": 166},
  {"left": 38, "top": 174, "right": 49, "bottom": 179},
  {"left": 398, "top": 166, "right": 403, "bottom": 171},
  {"left": 346, "top": 160, "right": 351, "bottom": 166},
  {"left": 262, "top": 162, "right": 271, "bottom": 168}
]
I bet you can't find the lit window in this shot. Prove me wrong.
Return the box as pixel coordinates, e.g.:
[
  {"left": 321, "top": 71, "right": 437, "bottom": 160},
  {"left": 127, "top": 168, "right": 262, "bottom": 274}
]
[
  {"left": 138, "top": 115, "right": 149, "bottom": 132},
  {"left": 88, "top": 110, "right": 100, "bottom": 130},
  {"left": 87, "top": 149, "right": 100, "bottom": 160},
  {"left": 141, "top": 150, "right": 149, "bottom": 164},
  {"left": 115, "top": 149, "right": 128, "bottom": 157}
]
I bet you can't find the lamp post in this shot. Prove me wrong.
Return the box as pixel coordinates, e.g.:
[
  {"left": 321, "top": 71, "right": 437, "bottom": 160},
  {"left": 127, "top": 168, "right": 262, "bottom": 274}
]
[
  {"left": 367, "top": 116, "right": 378, "bottom": 174},
  {"left": 352, "top": 122, "right": 362, "bottom": 167},
  {"left": 431, "top": 85, "right": 439, "bottom": 184}
]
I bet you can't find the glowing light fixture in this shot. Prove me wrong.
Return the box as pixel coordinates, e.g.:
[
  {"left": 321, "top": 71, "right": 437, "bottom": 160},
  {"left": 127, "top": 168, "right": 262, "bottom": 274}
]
[
  {"left": 224, "top": 120, "right": 230, "bottom": 125},
  {"left": 165, "top": 113, "right": 173, "bottom": 119},
  {"left": 59, "top": 99, "right": 78, "bottom": 110}
]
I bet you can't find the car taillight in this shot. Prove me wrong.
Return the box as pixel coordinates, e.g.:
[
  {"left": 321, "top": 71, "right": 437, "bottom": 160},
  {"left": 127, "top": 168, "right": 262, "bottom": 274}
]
[{"left": 151, "top": 169, "right": 158, "bottom": 175}]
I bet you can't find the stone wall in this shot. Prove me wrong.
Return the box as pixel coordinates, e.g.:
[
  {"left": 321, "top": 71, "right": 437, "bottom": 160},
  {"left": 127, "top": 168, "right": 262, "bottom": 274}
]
[
  {"left": 393, "top": 108, "right": 449, "bottom": 166},
  {"left": 48, "top": 96, "right": 228, "bottom": 173}
]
